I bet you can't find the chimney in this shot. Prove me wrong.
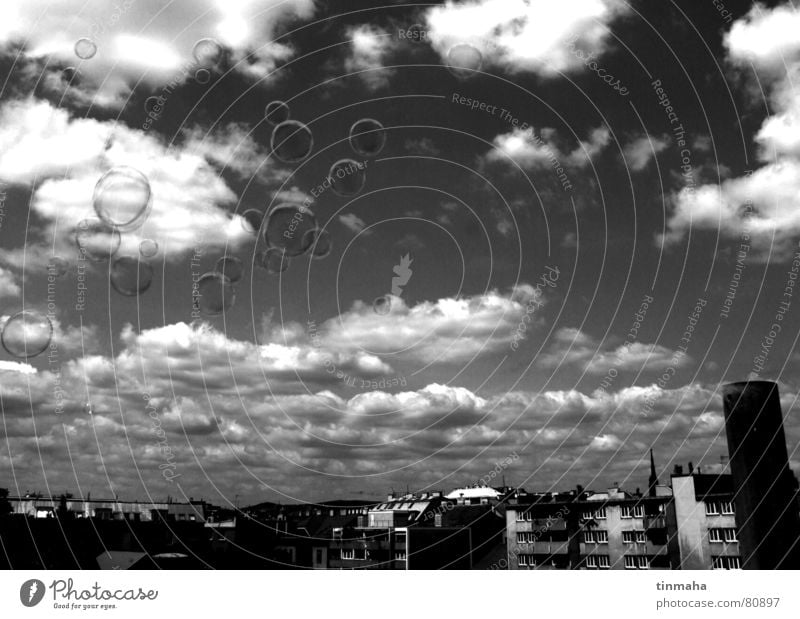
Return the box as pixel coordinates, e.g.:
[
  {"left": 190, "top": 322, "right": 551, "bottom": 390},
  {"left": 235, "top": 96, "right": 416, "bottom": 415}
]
[
  {"left": 688, "top": 462, "right": 694, "bottom": 474},
  {"left": 722, "top": 381, "right": 800, "bottom": 568},
  {"left": 673, "top": 464, "right": 683, "bottom": 476}
]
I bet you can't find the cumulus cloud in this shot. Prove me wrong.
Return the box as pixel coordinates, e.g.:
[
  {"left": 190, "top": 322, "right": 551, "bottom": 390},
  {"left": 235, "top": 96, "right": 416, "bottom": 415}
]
[
  {"left": 665, "top": 2, "right": 800, "bottom": 260},
  {"left": 424, "top": 0, "right": 629, "bottom": 76},
  {"left": 483, "top": 126, "right": 610, "bottom": 170},
  {"left": 538, "top": 327, "right": 692, "bottom": 375},
  {"left": 0, "top": 0, "right": 315, "bottom": 105},
  {"left": 0, "top": 98, "right": 280, "bottom": 260},
  {"left": 342, "top": 24, "right": 396, "bottom": 90},
  {"left": 622, "top": 134, "right": 670, "bottom": 171},
  {"left": 338, "top": 213, "right": 369, "bottom": 235}
]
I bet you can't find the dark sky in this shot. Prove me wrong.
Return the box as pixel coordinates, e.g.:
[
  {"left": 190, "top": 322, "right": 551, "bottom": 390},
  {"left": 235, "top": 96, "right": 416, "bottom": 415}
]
[{"left": 1, "top": 0, "right": 799, "bottom": 506}]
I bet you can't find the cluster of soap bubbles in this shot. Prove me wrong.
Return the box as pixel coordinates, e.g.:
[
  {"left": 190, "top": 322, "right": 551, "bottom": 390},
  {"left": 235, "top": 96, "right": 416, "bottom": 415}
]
[{"left": 192, "top": 38, "right": 223, "bottom": 84}]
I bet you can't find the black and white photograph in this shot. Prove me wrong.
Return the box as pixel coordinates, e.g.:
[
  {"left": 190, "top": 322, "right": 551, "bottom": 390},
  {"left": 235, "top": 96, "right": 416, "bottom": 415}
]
[{"left": 0, "top": 0, "right": 799, "bottom": 615}]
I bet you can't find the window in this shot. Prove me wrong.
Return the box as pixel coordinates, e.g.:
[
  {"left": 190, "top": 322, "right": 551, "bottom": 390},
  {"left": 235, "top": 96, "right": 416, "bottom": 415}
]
[
  {"left": 637, "top": 556, "right": 650, "bottom": 570},
  {"left": 705, "top": 501, "right": 719, "bottom": 516},
  {"left": 624, "top": 555, "right": 637, "bottom": 569},
  {"left": 395, "top": 532, "right": 406, "bottom": 544},
  {"left": 633, "top": 505, "right": 645, "bottom": 518},
  {"left": 518, "top": 554, "right": 535, "bottom": 567},
  {"left": 394, "top": 552, "right": 406, "bottom": 561},
  {"left": 524, "top": 512, "right": 533, "bottom": 521},
  {"left": 341, "top": 549, "right": 355, "bottom": 560},
  {"left": 598, "top": 555, "right": 610, "bottom": 569},
  {"left": 596, "top": 530, "right": 608, "bottom": 544},
  {"left": 585, "top": 555, "right": 598, "bottom": 569},
  {"left": 315, "top": 549, "right": 323, "bottom": 564},
  {"left": 712, "top": 556, "right": 741, "bottom": 570},
  {"left": 622, "top": 531, "right": 635, "bottom": 544},
  {"left": 518, "top": 532, "right": 528, "bottom": 544},
  {"left": 635, "top": 530, "right": 647, "bottom": 544},
  {"left": 709, "top": 528, "right": 723, "bottom": 543},
  {"left": 724, "top": 528, "right": 738, "bottom": 543},
  {"left": 516, "top": 511, "right": 524, "bottom": 522},
  {"left": 354, "top": 548, "right": 367, "bottom": 560},
  {"left": 621, "top": 506, "right": 632, "bottom": 519},
  {"left": 721, "top": 501, "right": 735, "bottom": 515},
  {"left": 583, "top": 531, "right": 595, "bottom": 544}
]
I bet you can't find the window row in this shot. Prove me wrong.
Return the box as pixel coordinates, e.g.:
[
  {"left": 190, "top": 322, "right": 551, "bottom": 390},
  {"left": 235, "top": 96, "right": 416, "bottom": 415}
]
[
  {"left": 584, "top": 554, "right": 610, "bottom": 569},
  {"left": 711, "top": 556, "right": 741, "bottom": 570},
  {"left": 624, "top": 555, "right": 650, "bottom": 569},
  {"left": 622, "top": 530, "right": 648, "bottom": 544},
  {"left": 583, "top": 530, "right": 608, "bottom": 544},
  {"left": 339, "top": 548, "right": 368, "bottom": 560},
  {"left": 705, "top": 501, "right": 735, "bottom": 516},
  {"left": 709, "top": 528, "right": 738, "bottom": 543},
  {"left": 620, "top": 505, "right": 646, "bottom": 519}
]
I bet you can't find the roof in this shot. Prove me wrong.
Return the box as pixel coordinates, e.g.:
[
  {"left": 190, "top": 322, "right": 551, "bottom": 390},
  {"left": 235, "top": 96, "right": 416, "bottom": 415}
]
[{"left": 689, "top": 474, "right": 734, "bottom": 499}]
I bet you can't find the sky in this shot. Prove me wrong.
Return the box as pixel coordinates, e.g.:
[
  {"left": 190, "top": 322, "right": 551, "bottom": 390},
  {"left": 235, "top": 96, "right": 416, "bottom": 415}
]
[{"left": 1, "top": 0, "right": 800, "bottom": 507}]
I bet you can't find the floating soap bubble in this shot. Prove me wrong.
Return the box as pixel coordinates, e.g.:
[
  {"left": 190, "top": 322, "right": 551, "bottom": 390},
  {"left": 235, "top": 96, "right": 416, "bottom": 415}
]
[
  {"left": 93, "top": 166, "right": 152, "bottom": 232},
  {"left": 74, "top": 37, "right": 97, "bottom": 60},
  {"left": 241, "top": 209, "right": 264, "bottom": 234},
  {"left": 257, "top": 248, "right": 290, "bottom": 274},
  {"left": 139, "top": 239, "right": 158, "bottom": 258},
  {"left": 329, "top": 159, "right": 367, "bottom": 197},
  {"left": 62, "top": 66, "right": 79, "bottom": 82},
  {"left": 1, "top": 310, "right": 53, "bottom": 358},
  {"left": 271, "top": 120, "right": 313, "bottom": 163},
  {"left": 349, "top": 118, "right": 386, "bottom": 158},
  {"left": 76, "top": 218, "right": 121, "bottom": 261},
  {"left": 265, "top": 100, "right": 290, "bottom": 125},
  {"left": 446, "top": 43, "right": 483, "bottom": 79},
  {"left": 264, "top": 204, "right": 317, "bottom": 257},
  {"left": 47, "top": 256, "right": 69, "bottom": 277},
  {"left": 192, "top": 38, "right": 223, "bottom": 67},
  {"left": 373, "top": 295, "right": 391, "bottom": 315},
  {"left": 144, "top": 96, "right": 163, "bottom": 116},
  {"left": 197, "top": 272, "right": 236, "bottom": 315},
  {"left": 302, "top": 228, "right": 332, "bottom": 259},
  {"left": 214, "top": 256, "right": 244, "bottom": 283},
  {"left": 110, "top": 256, "right": 154, "bottom": 296},
  {"left": 194, "top": 69, "right": 211, "bottom": 84}
]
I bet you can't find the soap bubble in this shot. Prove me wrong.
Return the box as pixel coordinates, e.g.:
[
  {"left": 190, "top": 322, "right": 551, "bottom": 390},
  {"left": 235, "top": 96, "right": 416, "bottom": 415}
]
[
  {"left": 62, "top": 66, "right": 80, "bottom": 82},
  {"left": 139, "top": 239, "right": 158, "bottom": 258},
  {"left": 47, "top": 256, "right": 69, "bottom": 277},
  {"left": 264, "top": 204, "right": 317, "bottom": 257},
  {"left": 1, "top": 310, "right": 53, "bottom": 358},
  {"left": 76, "top": 218, "right": 121, "bottom": 262},
  {"left": 265, "top": 100, "right": 290, "bottom": 125},
  {"left": 373, "top": 295, "right": 391, "bottom": 315},
  {"left": 197, "top": 272, "right": 236, "bottom": 315},
  {"left": 349, "top": 118, "right": 386, "bottom": 158},
  {"left": 271, "top": 120, "right": 313, "bottom": 163},
  {"left": 93, "top": 166, "right": 152, "bottom": 232},
  {"left": 194, "top": 69, "right": 211, "bottom": 84},
  {"left": 74, "top": 38, "right": 97, "bottom": 60},
  {"left": 329, "top": 159, "right": 367, "bottom": 197},
  {"left": 192, "top": 38, "right": 223, "bottom": 67},
  {"left": 257, "top": 248, "right": 290, "bottom": 274},
  {"left": 214, "top": 256, "right": 244, "bottom": 283},
  {"left": 241, "top": 209, "right": 264, "bottom": 234},
  {"left": 302, "top": 228, "right": 332, "bottom": 259},
  {"left": 446, "top": 43, "right": 483, "bottom": 79},
  {"left": 110, "top": 256, "right": 154, "bottom": 296}
]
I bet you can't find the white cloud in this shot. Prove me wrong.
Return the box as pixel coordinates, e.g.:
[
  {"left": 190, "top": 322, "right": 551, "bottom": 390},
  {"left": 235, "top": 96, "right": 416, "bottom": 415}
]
[
  {"left": 538, "top": 327, "right": 691, "bottom": 375},
  {"left": 424, "top": 0, "right": 629, "bottom": 76},
  {"left": 0, "top": 267, "right": 20, "bottom": 299},
  {"left": 623, "top": 134, "right": 670, "bottom": 172},
  {"left": 343, "top": 25, "right": 395, "bottom": 90},
  {"left": 665, "top": 2, "right": 800, "bottom": 260},
  {"left": 484, "top": 126, "right": 610, "bottom": 170},
  {"left": 338, "top": 213, "right": 369, "bottom": 235}
]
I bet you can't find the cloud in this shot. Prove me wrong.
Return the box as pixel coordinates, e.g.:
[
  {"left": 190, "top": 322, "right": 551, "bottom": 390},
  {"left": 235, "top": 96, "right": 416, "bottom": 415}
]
[
  {"left": 0, "top": 0, "right": 316, "bottom": 105},
  {"left": 338, "top": 213, "right": 369, "bottom": 235},
  {"left": 424, "top": 0, "right": 629, "bottom": 77},
  {"left": 343, "top": 25, "right": 395, "bottom": 90},
  {"left": 622, "top": 134, "right": 670, "bottom": 172},
  {"left": 0, "top": 98, "right": 275, "bottom": 260},
  {"left": 664, "top": 2, "right": 800, "bottom": 260},
  {"left": 483, "top": 126, "right": 610, "bottom": 170},
  {"left": 0, "top": 267, "right": 20, "bottom": 299},
  {"left": 538, "top": 327, "right": 692, "bottom": 375},
  {"left": 316, "top": 285, "right": 544, "bottom": 364}
]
